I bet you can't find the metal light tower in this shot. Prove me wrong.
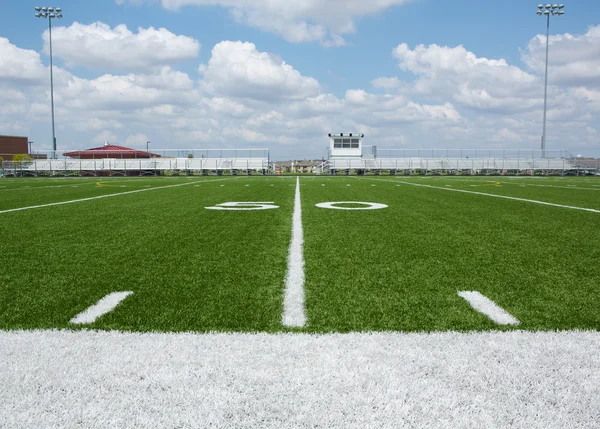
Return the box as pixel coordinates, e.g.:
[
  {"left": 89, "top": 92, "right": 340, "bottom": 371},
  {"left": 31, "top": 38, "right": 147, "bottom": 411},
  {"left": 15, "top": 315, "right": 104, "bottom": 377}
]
[
  {"left": 537, "top": 4, "right": 564, "bottom": 158},
  {"left": 34, "top": 6, "right": 63, "bottom": 159}
]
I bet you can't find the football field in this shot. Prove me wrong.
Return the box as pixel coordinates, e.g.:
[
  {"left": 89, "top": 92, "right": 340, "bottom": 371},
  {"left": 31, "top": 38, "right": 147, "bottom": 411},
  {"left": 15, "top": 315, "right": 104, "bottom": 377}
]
[
  {"left": 1, "top": 175, "right": 600, "bottom": 428},
  {"left": 1, "top": 175, "right": 599, "bottom": 332}
]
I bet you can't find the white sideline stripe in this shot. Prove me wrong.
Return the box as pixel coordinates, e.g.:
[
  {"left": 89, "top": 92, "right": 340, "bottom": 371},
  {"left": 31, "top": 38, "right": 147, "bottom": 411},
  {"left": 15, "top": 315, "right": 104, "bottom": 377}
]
[
  {"left": 0, "top": 183, "right": 97, "bottom": 192},
  {"left": 367, "top": 178, "right": 600, "bottom": 214},
  {"left": 70, "top": 292, "right": 133, "bottom": 325},
  {"left": 282, "top": 176, "right": 307, "bottom": 327},
  {"left": 506, "top": 183, "right": 600, "bottom": 191},
  {"left": 458, "top": 291, "right": 520, "bottom": 325},
  {"left": 2, "top": 330, "right": 599, "bottom": 428},
  {"left": 0, "top": 178, "right": 238, "bottom": 214}
]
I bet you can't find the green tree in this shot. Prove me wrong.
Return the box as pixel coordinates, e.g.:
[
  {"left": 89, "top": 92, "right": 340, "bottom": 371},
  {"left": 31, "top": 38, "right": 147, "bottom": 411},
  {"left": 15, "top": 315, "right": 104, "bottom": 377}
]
[{"left": 12, "top": 154, "right": 33, "bottom": 162}]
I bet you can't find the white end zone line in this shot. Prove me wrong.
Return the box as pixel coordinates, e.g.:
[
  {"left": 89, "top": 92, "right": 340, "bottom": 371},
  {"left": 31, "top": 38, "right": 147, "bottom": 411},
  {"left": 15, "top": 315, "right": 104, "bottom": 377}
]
[
  {"left": 0, "top": 177, "right": 240, "bottom": 214},
  {"left": 70, "top": 291, "right": 133, "bottom": 325},
  {"left": 282, "top": 176, "right": 307, "bottom": 327},
  {"left": 362, "top": 178, "right": 600, "bottom": 214},
  {"left": 458, "top": 291, "right": 520, "bottom": 325}
]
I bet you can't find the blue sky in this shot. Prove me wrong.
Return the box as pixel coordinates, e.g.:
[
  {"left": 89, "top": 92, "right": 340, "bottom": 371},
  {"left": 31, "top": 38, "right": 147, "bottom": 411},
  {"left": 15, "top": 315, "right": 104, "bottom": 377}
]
[{"left": 0, "top": 0, "right": 599, "bottom": 160}]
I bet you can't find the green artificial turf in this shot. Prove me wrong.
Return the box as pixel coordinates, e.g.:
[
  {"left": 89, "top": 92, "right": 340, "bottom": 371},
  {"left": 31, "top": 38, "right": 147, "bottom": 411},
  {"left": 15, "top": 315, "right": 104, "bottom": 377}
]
[{"left": 0, "top": 175, "right": 599, "bottom": 332}]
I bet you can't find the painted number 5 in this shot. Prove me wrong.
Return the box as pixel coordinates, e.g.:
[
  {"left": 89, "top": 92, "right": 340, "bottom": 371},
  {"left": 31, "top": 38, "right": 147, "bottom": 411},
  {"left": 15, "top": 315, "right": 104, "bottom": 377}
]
[{"left": 205, "top": 202, "right": 280, "bottom": 211}]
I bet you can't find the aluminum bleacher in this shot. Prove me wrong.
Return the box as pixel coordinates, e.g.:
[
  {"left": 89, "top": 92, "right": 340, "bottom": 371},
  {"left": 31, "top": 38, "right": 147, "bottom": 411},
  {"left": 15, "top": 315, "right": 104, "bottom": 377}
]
[
  {"left": 328, "top": 148, "right": 590, "bottom": 174},
  {"left": 2, "top": 148, "right": 271, "bottom": 177}
]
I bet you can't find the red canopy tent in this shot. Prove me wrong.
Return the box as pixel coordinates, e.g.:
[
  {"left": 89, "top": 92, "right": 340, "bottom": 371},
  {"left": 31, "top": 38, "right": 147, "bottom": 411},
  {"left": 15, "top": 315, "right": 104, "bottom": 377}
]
[{"left": 63, "top": 144, "right": 161, "bottom": 159}]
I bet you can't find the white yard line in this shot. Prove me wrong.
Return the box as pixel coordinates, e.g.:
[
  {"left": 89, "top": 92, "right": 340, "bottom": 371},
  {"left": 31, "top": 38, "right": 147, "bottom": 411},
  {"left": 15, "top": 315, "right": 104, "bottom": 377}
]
[
  {"left": 0, "top": 178, "right": 238, "bottom": 214},
  {"left": 0, "top": 183, "right": 97, "bottom": 192},
  {"left": 365, "top": 178, "right": 600, "bottom": 214},
  {"left": 1, "top": 330, "right": 599, "bottom": 428},
  {"left": 504, "top": 183, "right": 600, "bottom": 191},
  {"left": 458, "top": 291, "right": 520, "bottom": 325},
  {"left": 282, "top": 176, "right": 307, "bottom": 327},
  {"left": 70, "top": 292, "right": 133, "bottom": 325}
]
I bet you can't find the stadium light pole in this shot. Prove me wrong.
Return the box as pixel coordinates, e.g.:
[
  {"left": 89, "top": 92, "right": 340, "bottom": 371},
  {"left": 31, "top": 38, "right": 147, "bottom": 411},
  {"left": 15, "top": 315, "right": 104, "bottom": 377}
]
[
  {"left": 146, "top": 141, "right": 150, "bottom": 158},
  {"left": 537, "top": 4, "right": 564, "bottom": 158},
  {"left": 34, "top": 6, "right": 63, "bottom": 159}
]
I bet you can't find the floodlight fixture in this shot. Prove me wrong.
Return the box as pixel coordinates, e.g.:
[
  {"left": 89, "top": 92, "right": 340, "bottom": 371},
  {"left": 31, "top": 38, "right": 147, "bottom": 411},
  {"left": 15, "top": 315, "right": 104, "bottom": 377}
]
[
  {"left": 33, "top": 7, "right": 63, "bottom": 159},
  {"left": 536, "top": 3, "right": 565, "bottom": 158}
]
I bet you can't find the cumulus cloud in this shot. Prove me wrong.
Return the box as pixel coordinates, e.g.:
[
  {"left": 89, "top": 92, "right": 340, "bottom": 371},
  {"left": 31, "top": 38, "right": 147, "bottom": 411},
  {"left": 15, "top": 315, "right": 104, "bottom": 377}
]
[
  {"left": 372, "top": 77, "right": 402, "bottom": 90},
  {"left": 392, "top": 43, "right": 541, "bottom": 113},
  {"left": 116, "top": 0, "right": 414, "bottom": 46},
  {"left": 92, "top": 130, "right": 118, "bottom": 144},
  {"left": 58, "top": 66, "right": 197, "bottom": 110},
  {"left": 202, "top": 41, "right": 320, "bottom": 101},
  {"left": 522, "top": 25, "right": 600, "bottom": 88},
  {"left": 0, "top": 37, "right": 48, "bottom": 84},
  {"left": 44, "top": 22, "right": 200, "bottom": 72}
]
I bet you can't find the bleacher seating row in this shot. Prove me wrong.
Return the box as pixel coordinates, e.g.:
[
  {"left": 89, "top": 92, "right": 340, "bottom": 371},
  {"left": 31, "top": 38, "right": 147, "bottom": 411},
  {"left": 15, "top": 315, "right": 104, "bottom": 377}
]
[
  {"left": 7, "top": 157, "right": 270, "bottom": 174},
  {"left": 329, "top": 157, "right": 578, "bottom": 171}
]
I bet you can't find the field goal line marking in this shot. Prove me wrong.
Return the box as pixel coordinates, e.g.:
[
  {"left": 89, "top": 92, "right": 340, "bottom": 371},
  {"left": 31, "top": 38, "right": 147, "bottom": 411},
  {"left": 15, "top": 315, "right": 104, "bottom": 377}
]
[
  {"left": 360, "top": 178, "right": 600, "bottom": 214},
  {"left": 70, "top": 291, "right": 133, "bottom": 325},
  {"left": 0, "top": 177, "right": 240, "bottom": 215},
  {"left": 458, "top": 291, "right": 520, "bottom": 326},
  {"left": 282, "top": 176, "right": 307, "bottom": 327}
]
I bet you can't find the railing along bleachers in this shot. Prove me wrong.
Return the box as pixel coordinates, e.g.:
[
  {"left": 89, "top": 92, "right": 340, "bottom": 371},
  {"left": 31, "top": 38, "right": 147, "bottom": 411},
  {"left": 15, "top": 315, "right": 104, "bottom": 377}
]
[
  {"left": 1, "top": 148, "right": 270, "bottom": 177},
  {"left": 327, "top": 148, "right": 596, "bottom": 174}
]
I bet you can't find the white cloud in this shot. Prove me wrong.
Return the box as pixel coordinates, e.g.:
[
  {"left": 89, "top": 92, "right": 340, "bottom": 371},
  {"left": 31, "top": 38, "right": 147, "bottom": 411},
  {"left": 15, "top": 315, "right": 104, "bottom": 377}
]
[
  {"left": 125, "top": 133, "right": 150, "bottom": 147},
  {"left": 117, "top": 0, "right": 415, "bottom": 46},
  {"left": 0, "top": 37, "right": 47, "bottom": 84},
  {"left": 372, "top": 77, "right": 402, "bottom": 90},
  {"left": 3, "top": 22, "right": 600, "bottom": 158},
  {"left": 202, "top": 41, "right": 320, "bottom": 101},
  {"left": 522, "top": 25, "right": 600, "bottom": 88},
  {"left": 392, "top": 43, "right": 541, "bottom": 113},
  {"left": 92, "top": 130, "right": 118, "bottom": 144},
  {"left": 58, "top": 66, "right": 197, "bottom": 110},
  {"left": 44, "top": 22, "right": 200, "bottom": 72}
]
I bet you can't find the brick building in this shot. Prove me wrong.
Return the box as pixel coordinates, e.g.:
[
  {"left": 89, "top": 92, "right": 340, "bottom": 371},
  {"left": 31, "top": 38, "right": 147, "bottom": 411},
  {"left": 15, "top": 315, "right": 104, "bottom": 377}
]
[{"left": 0, "top": 135, "right": 28, "bottom": 160}]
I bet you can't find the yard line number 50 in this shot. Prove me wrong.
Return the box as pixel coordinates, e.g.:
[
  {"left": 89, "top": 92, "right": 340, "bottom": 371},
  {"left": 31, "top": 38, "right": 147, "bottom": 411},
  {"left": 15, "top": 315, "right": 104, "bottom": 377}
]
[{"left": 205, "top": 202, "right": 388, "bottom": 210}]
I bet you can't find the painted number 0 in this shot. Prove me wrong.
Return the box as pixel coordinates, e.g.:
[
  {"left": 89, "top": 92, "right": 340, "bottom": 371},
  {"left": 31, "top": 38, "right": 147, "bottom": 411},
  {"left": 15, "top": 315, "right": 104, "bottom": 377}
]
[
  {"left": 205, "top": 202, "right": 280, "bottom": 211},
  {"left": 315, "top": 202, "right": 388, "bottom": 210}
]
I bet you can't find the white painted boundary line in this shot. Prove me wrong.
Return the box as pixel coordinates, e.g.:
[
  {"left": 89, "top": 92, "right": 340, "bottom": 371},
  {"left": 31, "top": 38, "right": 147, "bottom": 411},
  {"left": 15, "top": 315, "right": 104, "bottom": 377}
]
[
  {"left": 0, "top": 178, "right": 239, "bottom": 214},
  {"left": 458, "top": 291, "right": 520, "bottom": 325},
  {"left": 282, "top": 176, "right": 307, "bottom": 327},
  {"left": 505, "top": 183, "right": 600, "bottom": 191},
  {"left": 2, "top": 330, "right": 599, "bottom": 428},
  {"left": 364, "top": 178, "right": 600, "bottom": 214},
  {"left": 0, "top": 183, "right": 97, "bottom": 192},
  {"left": 70, "top": 291, "right": 133, "bottom": 325}
]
